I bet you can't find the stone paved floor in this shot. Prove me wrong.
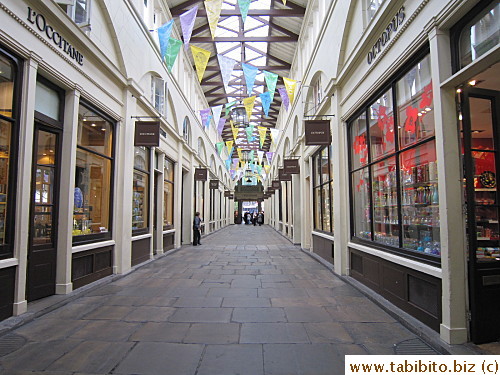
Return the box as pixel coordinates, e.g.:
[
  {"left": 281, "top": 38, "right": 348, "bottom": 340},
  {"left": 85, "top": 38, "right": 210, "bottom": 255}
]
[{"left": 0, "top": 225, "right": 423, "bottom": 375}]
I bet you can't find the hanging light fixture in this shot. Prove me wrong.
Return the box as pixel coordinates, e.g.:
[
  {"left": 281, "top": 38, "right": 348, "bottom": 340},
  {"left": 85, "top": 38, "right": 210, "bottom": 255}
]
[{"left": 231, "top": 105, "right": 248, "bottom": 128}]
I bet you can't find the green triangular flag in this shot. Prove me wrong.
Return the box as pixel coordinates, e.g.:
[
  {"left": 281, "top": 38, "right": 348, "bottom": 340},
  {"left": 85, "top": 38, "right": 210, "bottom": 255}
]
[
  {"left": 216, "top": 142, "right": 224, "bottom": 155},
  {"left": 165, "top": 37, "right": 182, "bottom": 72}
]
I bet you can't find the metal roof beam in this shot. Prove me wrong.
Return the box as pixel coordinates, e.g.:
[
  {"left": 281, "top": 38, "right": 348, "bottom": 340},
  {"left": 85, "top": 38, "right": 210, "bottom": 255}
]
[
  {"left": 190, "top": 36, "right": 297, "bottom": 42},
  {"left": 171, "top": 9, "right": 305, "bottom": 16}
]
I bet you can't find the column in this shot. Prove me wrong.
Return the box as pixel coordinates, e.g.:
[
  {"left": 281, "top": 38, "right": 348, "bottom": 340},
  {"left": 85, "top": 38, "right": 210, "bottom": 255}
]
[
  {"left": 174, "top": 141, "right": 183, "bottom": 248},
  {"left": 55, "top": 86, "right": 81, "bottom": 294},
  {"left": 332, "top": 89, "right": 349, "bottom": 275},
  {"left": 12, "top": 55, "right": 38, "bottom": 315},
  {"left": 428, "top": 25, "right": 468, "bottom": 344},
  {"left": 113, "top": 84, "right": 136, "bottom": 274}
]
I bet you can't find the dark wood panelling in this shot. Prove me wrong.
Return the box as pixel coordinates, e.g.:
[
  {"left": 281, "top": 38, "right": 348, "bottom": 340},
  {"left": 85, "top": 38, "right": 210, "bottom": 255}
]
[
  {"left": 72, "top": 246, "right": 113, "bottom": 289},
  {"left": 349, "top": 248, "right": 441, "bottom": 331},
  {"left": 312, "top": 234, "right": 334, "bottom": 264},
  {"left": 163, "top": 233, "right": 174, "bottom": 252},
  {"left": 408, "top": 274, "right": 439, "bottom": 318},
  {"left": 132, "top": 238, "right": 151, "bottom": 266},
  {"left": 0, "top": 267, "right": 15, "bottom": 321}
]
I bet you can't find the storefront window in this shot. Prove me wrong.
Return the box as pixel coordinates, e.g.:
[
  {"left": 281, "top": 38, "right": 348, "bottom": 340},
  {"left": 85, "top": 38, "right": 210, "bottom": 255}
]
[
  {"left": 312, "top": 146, "right": 334, "bottom": 233},
  {"left": 133, "top": 147, "right": 149, "bottom": 233},
  {"left": 73, "top": 104, "right": 114, "bottom": 241},
  {"left": 459, "top": 1, "right": 499, "bottom": 69},
  {"left": 194, "top": 179, "right": 205, "bottom": 233},
  {"left": 163, "top": 158, "right": 174, "bottom": 229},
  {"left": 349, "top": 52, "right": 441, "bottom": 261},
  {"left": 397, "top": 55, "right": 434, "bottom": 148}
]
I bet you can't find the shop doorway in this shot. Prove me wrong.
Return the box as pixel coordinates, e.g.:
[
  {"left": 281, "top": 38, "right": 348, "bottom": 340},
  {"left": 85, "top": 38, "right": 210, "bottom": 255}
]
[
  {"left": 461, "top": 86, "right": 500, "bottom": 344},
  {"left": 27, "top": 126, "right": 60, "bottom": 301}
]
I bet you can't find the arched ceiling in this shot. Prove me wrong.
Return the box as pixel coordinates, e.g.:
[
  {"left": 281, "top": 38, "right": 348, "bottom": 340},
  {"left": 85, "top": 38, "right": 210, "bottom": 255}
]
[{"left": 166, "top": 0, "right": 308, "bottom": 157}]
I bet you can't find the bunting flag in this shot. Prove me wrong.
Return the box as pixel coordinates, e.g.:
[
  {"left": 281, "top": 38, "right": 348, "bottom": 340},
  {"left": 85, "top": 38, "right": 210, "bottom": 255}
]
[
  {"left": 218, "top": 55, "right": 237, "bottom": 91},
  {"left": 204, "top": 0, "right": 222, "bottom": 39},
  {"left": 157, "top": 20, "right": 174, "bottom": 61},
  {"left": 231, "top": 121, "right": 239, "bottom": 140},
  {"left": 165, "top": 37, "right": 182, "bottom": 72},
  {"left": 191, "top": 45, "right": 211, "bottom": 82},
  {"left": 230, "top": 169, "right": 236, "bottom": 179},
  {"left": 216, "top": 142, "right": 224, "bottom": 155},
  {"left": 257, "top": 165, "right": 263, "bottom": 175},
  {"left": 217, "top": 118, "right": 226, "bottom": 135},
  {"left": 225, "top": 140, "right": 234, "bottom": 154},
  {"left": 264, "top": 165, "right": 271, "bottom": 174},
  {"left": 238, "top": 0, "right": 251, "bottom": 23},
  {"left": 270, "top": 128, "right": 280, "bottom": 143},
  {"left": 263, "top": 70, "right": 278, "bottom": 100},
  {"left": 266, "top": 151, "right": 274, "bottom": 163},
  {"left": 278, "top": 87, "right": 289, "bottom": 111},
  {"left": 225, "top": 100, "right": 237, "bottom": 116},
  {"left": 232, "top": 158, "right": 239, "bottom": 166},
  {"left": 283, "top": 77, "right": 298, "bottom": 104},
  {"left": 257, "top": 150, "right": 264, "bottom": 164},
  {"left": 225, "top": 158, "right": 231, "bottom": 170},
  {"left": 260, "top": 91, "right": 272, "bottom": 117},
  {"left": 179, "top": 6, "right": 198, "bottom": 49},
  {"left": 242, "top": 63, "right": 259, "bottom": 96},
  {"left": 200, "top": 108, "right": 211, "bottom": 128},
  {"left": 243, "top": 96, "right": 256, "bottom": 120},
  {"left": 258, "top": 126, "right": 267, "bottom": 148},
  {"left": 211, "top": 105, "right": 223, "bottom": 129},
  {"left": 282, "top": 0, "right": 286, "bottom": 4},
  {"left": 237, "top": 148, "right": 243, "bottom": 160},
  {"left": 245, "top": 126, "right": 254, "bottom": 143}
]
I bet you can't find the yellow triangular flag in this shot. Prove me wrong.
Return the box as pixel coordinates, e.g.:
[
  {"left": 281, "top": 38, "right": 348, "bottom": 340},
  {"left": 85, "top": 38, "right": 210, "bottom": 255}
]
[
  {"left": 237, "top": 148, "right": 243, "bottom": 160},
  {"left": 191, "top": 45, "right": 211, "bottom": 82},
  {"left": 264, "top": 165, "right": 271, "bottom": 174},
  {"left": 231, "top": 121, "right": 239, "bottom": 141},
  {"left": 225, "top": 140, "right": 234, "bottom": 154},
  {"left": 243, "top": 96, "right": 256, "bottom": 121},
  {"left": 258, "top": 126, "right": 267, "bottom": 148},
  {"left": 283, "top": 77, "right": 297, "bottom": 104},
  {"left": 282, "top": 0, "right": 286, "bottom": 4},
  {"left": 204, "top": 0, "right": 222, "bottom": 39}
]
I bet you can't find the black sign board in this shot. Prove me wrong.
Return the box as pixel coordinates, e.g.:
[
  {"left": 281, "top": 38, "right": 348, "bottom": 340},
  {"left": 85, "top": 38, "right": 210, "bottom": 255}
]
[
  {"left": 228, "top": 194, "right": 234, "bottom": 199},
  {"left": 267, "top": 187, "right": 275, "bottom": 194},
  {"left": 194, "top": 168, "right": 208, "bottom": 181},
  {"left": 209, "top": 180, "right": 219, "bottom": 189},
  {"left": 284, "top": 159, "right": 300, "bottom": 174},
  {"left": 224, "top": 190, "right": 232, "bottom": 197},
  {"left": 272, "top": 180, "right": 281, "bottom": 189},
  {"left": 304, "top": 120, "right": 331, "bottom": 145},
  {"left": 278, "top": 168, "right": 292, "bottom": 181},
  {"left": 135, "top": 121, "right": 160, "bottom": 147}
]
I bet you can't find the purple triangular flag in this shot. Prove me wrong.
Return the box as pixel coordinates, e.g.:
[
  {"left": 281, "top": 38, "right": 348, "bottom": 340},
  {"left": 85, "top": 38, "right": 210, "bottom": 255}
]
[
  {"left": 266, "top": 152, "right": 274, "bottom": 163},
  {"left": 217, "top": 118, "right": 226, "bottom": 135},
  {"left": 180, "top": 6, "right": 198, "bottom": 49},
  {"left": 278, "top": 87, "right": 289, "bottom": 111},
  {"left": 200, "top": 108, "right": 211, "bottom": 128}
]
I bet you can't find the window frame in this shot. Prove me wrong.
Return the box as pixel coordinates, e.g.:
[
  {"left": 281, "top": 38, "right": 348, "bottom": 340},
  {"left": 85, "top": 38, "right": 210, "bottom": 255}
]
[
  {"left": 0, "top": 46, "right": 22, "bottom": 259},
  {"left": 72, "top": 100, "right": 115, "bottom": 245},
  {"left": 450, "top": 0, "right": 498, "bottom": 74},
  {"left": 163, "top": 157, "right": 174, "bottom": 230},
  {"left": 312, "top": 146, "right": 334, "bottom": 234},
  {"left": 132, "top": 146, "right": 150, "bottom": 235},
  {"left": 347, "top": 45, "right": 441, "bottom": 266}
]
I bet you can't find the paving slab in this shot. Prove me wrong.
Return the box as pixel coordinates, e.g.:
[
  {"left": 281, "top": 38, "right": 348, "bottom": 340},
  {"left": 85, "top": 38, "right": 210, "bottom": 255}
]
[{"left": 197, "top": 344, "right": 264, "bottom": 375}]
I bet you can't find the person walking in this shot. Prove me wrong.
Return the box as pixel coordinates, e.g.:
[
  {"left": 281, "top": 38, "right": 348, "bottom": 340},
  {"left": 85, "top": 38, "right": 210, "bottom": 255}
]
[
  {"left": 193, "top": 212, "right": 202, "bottom": 246},
  {"left": 257, "top": 211, "right": 264, "bottom": 226},
  {"left": 252, "top": 212, "right": 257, "bottom": 226}
]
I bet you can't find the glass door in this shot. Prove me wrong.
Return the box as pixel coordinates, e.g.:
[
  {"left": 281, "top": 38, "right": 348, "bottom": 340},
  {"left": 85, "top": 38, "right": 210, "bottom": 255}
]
[
  {"left": 461, "top": 87, "right": 500, "bottom": 344},
  {"left": 27, "top": 127, "right": 60, "bottom": 301}
]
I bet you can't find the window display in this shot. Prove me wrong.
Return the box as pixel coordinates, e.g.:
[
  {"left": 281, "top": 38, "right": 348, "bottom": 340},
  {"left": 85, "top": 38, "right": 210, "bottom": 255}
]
[
  {"left": 133, "top": 147, "right": 149, "bottom": 232},
  {"left": 73, "top": 103, "right": 114, "bottom": 240},
  {"left": 312, "top": 146, "right": 334, "bottom": 233},
  {"left": 163, "top": 158, "right": 174, "bottom": 229},
  {"left": 349, "top": 52, "right": 440, "bottom": 260},
  {"left": 0, "top": 120, "right": 11, "bottom": 246}
]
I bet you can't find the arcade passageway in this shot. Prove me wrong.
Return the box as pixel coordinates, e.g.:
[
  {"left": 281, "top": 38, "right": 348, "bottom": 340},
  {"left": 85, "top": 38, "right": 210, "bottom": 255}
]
[{"left": 0, "top": 225, "right": 439, "bottom": 375}]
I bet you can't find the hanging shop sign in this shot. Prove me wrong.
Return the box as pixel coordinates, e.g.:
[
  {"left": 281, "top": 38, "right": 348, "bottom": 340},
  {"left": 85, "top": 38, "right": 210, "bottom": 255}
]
[
  {"left": 228, "top": 194, "right": 234, "bottom": 199},
  {"left": 278, "top": 168, "right": 292, "bottom": 181},
  {"left": 27, "top": 7, "right": 84, "bottom": 66},
  {"left": 134, "top": 121, "right": 160, "bottom": 147},
  {"left": 272, "top": 180, "right": 281, "bottom": 189},
  {"left": 367, "top": 6, "right": 406, "bottom": 65},
  {"left": 209, "top": 180, "right": 219, "bottom": 189},
  {"left": 304, "top": 120, "right": 331, "bottom": 145},
  {"left": 194, "top": 168, "right": 208, "bottom": 181},
  {"left": 284, "top": 159, "right": 300, "bottom": 174},
  {"left": 224, "top": 190, "right": 232, "bottom": 197}
]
